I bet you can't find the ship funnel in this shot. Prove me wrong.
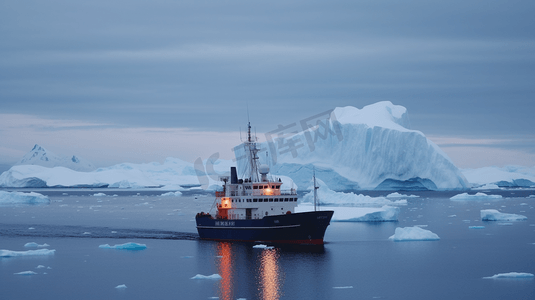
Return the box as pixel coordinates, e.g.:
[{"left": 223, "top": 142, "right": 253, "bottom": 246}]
[{"left": 230, "top": 167, "right": 238, "bottom": 184}]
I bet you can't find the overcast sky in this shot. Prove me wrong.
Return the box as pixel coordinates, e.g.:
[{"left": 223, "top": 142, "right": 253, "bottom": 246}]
[{"left": 1, "top": 0, "right": 534, "bottom": 170}]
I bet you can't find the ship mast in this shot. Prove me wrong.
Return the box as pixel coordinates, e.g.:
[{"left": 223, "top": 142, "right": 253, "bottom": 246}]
[
  {"left": 246, "top": 122, "right": 260, "bottom": 182},
  {"left": 313, "top": 168, "right": 318, "bottom": 211}
]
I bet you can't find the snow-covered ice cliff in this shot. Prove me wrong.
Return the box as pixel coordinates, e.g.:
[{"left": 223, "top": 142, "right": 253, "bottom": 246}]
[{"left": 236, "top": 101, "right": 468, "bottom": 190}]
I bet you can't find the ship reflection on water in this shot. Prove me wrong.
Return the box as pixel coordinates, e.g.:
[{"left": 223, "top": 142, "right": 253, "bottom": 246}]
[
  {"left": 215, "top": 242, "right": 283, "bottom": 300},
  {"left": 217, "top": 243, "right": 234, "bottom": 300},
  {"left": 258, "top": 246, "right": 281, "bottom": 300}
]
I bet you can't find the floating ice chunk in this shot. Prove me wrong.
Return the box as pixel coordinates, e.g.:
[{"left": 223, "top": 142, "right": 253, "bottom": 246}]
[
  {"left": 24, "top": 242, "right": 50, "bottom": 248},
  {"left": 115, "top": 284, "right": 127, "bottom": 289},
  {"left": 481, "top": 209, "right": 527, "bottom": 221},
  {"left": 338, "top": 206, "right": 399, "bottom": 222},
  {"left": 301, "top": 180, "right": 406, "bottom": 206},
  {"left": 469, "top": 226, "right": 485, "bottom": 229},
  {"left": 14, "top": 271, "right": 38, "bottom": 275},
  {"left": 28, "top": 227, "right": 35, "bottom": 230},
  {"left": 99, "top": 242, "right": 147, "bottom": 250},
  {"left": 83, "top": 232, "right": 91, "bottom": 235},
  {"left": 253, "top": 244, "right": 274, "bottom": 249},
  {"left": 333, "top": 286, "right": 354, "bottom": 289},
  {"left": 1, "top": 249, "right": 55, "bottom": 257},
  {"left": 297, "top": 205, "right": 399, "bottom": 222},
  {"left": 389, "top": 226, "right": 440, "bottom": 241},
  {"left": 473, "top": 183, "right": 500, "bottom": 190},
  {"left": 483, "top": 272, "right": 534, "bottom": 279},
  {"left": 450, "top": 192, "right": 502, "bottom": 200},
  {"left": 528, "top": 195, "right": 535, "bottom": 198},
  {"left": 448, "top": 215, "right": 457, "bottom": 218},
  {"left": 36, "top": 265, "right": 46, "bottom": 269},
  {"left": 191, "top": 274, "right": 222, "bottom": 280},
  {"left": 386, "top": 192, "right": 419, "bottom": 198},
  {"left": 93, "top": 193, "right": 106, "bottom": 197},
  {"left": 159, "top": 191, "right": 183, "bottom": 197},
  {"left": 0, "top": 191, "right": 50, "bottom": 205}
]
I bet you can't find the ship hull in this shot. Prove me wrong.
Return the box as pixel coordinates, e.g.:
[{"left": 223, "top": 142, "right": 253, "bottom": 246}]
[{"left": 196, "top": 210, "right": 334, "bottom": 245}]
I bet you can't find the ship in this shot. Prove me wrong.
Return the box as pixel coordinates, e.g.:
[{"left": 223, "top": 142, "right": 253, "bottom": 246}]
[{"left": 195, "top": 122, "right": 334, "bottom": 245}]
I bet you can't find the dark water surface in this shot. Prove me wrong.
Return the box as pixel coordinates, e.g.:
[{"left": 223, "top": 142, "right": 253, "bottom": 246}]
[{"left": 1, "top": 189, "right": 534, "bottom": 299}]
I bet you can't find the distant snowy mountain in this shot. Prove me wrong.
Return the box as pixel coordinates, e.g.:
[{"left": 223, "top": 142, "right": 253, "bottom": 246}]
[
  {"left": 236, "top": 101, "right": 468, "bottom": 190},
  {"left": 15, "top": 144, "right": 95, "bottom": 172}
]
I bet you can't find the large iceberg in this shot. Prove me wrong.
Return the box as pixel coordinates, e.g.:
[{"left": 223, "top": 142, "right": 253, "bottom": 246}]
[
  {"left": 462, "top": 166, "right": 535, "bottom": 188},
  {"left": 0, "top": 191, "right": 49, "bottom": 205},
  {"left": 480, "top": 209, "right": 527, "bottom": 221},
  {"left": 235, "top": 102, "right": 468, "bottom": 191}
]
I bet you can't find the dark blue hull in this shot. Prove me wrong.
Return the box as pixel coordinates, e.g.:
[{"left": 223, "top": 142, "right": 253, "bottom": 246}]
[{"left": 196, "top": 210, "right": 334, "bottom": 245}]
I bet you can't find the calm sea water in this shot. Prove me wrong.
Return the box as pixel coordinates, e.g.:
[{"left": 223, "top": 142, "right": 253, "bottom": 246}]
[{"left": 1, "top": 189, "right": 534, "bottom": 300}]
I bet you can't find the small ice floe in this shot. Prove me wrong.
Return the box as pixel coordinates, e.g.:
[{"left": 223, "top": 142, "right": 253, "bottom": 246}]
[
  {"left": 483, "top": 272, "right": 534, "bottom": 279},
  {"left": 253, "top": 244, "right": 274, "bottom": 249},
  {"left": 36, "top": 265, "right": 46, "bottom": 269},
  {"left": 469, "top": 226, "right": 485, "bottom": 229},
  {"left": 389, "top": 226, "right": 440, "bottom": 241},
  {"left": 115, "top": 284, "right": 127, "bottom": 289},
  {"left": 528, "top": 195, "right": 535, "bottom": 198},
  {"left": 135, "top": 202, "right": 150, "bottom": 206},
  {"left": 448, "top": 215, "right": 457, "bottom": 218},
  {"left": 450, "top": 192, "right": 502, "bottom": 200},
  {"left": 24, "top": 242, "right": 50, "bottom": 248},
  {"left": 497, "top": 223, "right": 513, "bottom": 226},
  {"left": 14, "top": 271, "right": 38, "bottom": 275},
  {"left": 386, "top": 192, "right": 419, "bottom": 198},
  {"left": 480, "top": 209, "right": 527, "bottom": 221},
  {"left": 333, "top": 286, "right": 353, "bottom": 289},
  {"left": 28, "top": 227, "right": 35, "bottom": 230},
  {"left": 1, "top": 249, "right": 55, "bottom": 257},
  {"left": 99, "top": 242, "right": 147, "bottom": 250},
  {"left": 111, "top": 231, "right": 117, "bottom": 233},
  {"left": 159, "top": 191, "right": 183, "bottom": 197},
  {"left": 83, "top": 232, "right": 91, "bottom": 235},
  {"left": 93, "top": 193, "right": 106, "bottom": 197},
  {"left": 190, "top": 274, "right": 222, "bottom": 280},
  {"left": 62, "top": 193, "right": 68, "bottom": 195}
]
